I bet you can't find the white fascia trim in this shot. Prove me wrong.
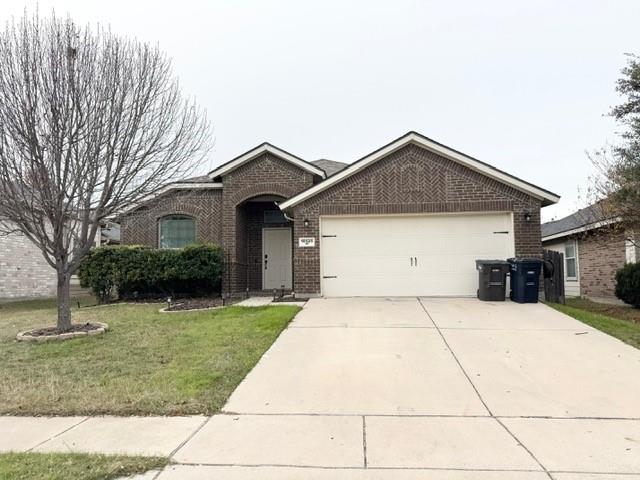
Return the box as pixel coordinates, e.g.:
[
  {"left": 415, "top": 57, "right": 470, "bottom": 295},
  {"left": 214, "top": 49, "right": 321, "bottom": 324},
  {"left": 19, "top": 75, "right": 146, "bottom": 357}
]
[
  {"left": 118, "top": 182, "right": 222, "bottom": 215},
  {"left": 541, "top": 218, "right": 620, "bottom": 242},
  {"left": 280, "top": 132, "right": 560, "bottom": 210},
  {"left": 208, "top": 144, "right": 325, "bottom": 179}
]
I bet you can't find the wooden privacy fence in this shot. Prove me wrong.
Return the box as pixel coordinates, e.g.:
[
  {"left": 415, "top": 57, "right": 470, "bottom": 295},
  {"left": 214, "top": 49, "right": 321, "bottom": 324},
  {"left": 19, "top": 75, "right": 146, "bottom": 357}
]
[{"left": 543, "top": 249, "right": 565, "bottom": 304}]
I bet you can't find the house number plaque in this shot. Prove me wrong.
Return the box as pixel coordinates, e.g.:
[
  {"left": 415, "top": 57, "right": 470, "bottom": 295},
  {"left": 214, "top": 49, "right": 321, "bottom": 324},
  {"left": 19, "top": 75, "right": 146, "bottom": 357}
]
[{"left": 298, "top": 237, "right": 316, "bottom": 247}]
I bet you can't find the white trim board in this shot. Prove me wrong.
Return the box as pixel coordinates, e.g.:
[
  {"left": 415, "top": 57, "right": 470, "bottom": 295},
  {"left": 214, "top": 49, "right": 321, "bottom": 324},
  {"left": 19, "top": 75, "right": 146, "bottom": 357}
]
[
  {"left": 280, "top": 132, "right": 560, "bottom": 210},
  {"left": 541, "top": 218, "right": 620, "bottom": 242},
  {"left": 209, "top": 143, "right": 326, "bottom": 179}
]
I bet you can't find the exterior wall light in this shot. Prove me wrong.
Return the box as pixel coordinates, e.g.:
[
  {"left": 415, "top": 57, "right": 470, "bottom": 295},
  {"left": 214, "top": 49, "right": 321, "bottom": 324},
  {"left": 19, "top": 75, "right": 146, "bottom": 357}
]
[
  {"left": 524, "top": 211, "right": 532, "bottom": 222},
  {"left": 303, "top": 218, "right": 310, "bottom": 227}
]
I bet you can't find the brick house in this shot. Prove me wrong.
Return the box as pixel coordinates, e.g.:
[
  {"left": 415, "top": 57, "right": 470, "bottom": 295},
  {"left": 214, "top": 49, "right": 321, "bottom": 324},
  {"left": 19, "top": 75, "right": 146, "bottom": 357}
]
[
  {"left": 119, "top": 131, "right": 559, "bottom": 297},
  {"left": 0, "top": 221, "right": 119, "bottom": 300},
  {"left": 542, "top": 204, "right": 638, "bottom": 300},
  {"left": 0, "top": 223, "right": 58, "bottom": 299}
]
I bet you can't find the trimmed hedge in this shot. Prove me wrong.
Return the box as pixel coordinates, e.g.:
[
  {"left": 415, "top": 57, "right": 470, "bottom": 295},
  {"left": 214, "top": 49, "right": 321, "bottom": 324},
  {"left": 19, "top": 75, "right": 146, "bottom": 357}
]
[
  {"left": 615, "top": 262, "right": 640, "bottom": 308},
  {"left": 78, "top": 244, "right": 223, "bottom": 302}
]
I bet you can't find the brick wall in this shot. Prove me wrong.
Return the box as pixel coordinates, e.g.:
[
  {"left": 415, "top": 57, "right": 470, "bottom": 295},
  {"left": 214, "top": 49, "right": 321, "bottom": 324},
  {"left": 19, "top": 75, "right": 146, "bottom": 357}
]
[
  {"left": 119, "top": 154, "right": 315, "bottom": 294},
  {"left": 291, "top": 144, "right": 542, "bottom": 294},
  {"left": 0, "top": 226, "right": 57, "bottom": 299},
  {"left": 578, "top": 228, "right": 627, "bottom": 299},
  {"left": 120, "top": 189, "right": 223, "bottom": 246}
]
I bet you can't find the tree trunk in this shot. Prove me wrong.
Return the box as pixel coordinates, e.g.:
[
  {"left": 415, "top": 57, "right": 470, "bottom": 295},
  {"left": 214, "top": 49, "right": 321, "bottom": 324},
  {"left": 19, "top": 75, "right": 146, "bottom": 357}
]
[{"left": 56, "top": 270, "right": 72, "bottom": 332}]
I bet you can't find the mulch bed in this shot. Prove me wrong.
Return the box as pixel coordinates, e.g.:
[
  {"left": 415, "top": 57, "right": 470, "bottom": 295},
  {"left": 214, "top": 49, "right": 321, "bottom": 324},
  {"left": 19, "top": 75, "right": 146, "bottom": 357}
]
[
  {"left": 272, "top": 296, "right": 306, "bottom": 303},
  {"left": 16, "top": 322, "right": 109, "bottom": 342},
  {"left": 166, "top": 297, "right": 225, "bottom": 311},
  {"left": 25, "top": 323, "right": 103, "bottom": 337}
]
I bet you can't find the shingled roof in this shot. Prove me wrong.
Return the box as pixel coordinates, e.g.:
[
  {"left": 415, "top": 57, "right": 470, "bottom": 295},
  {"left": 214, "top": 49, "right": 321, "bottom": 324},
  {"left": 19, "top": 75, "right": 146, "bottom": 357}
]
[
  {"left": 541, "top": 203, "right": 615, "bottom": 240},
  {"left": 311, "top": 159, "right": 348, "bottom": 177}
]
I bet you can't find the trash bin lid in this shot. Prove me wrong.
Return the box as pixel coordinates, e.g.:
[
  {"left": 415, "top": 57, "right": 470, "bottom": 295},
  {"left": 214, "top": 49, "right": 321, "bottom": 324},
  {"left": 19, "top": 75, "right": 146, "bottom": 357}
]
[
  {"left": 475, "top": 259, "right": 510, "bottom": 265},
  {"left": 507, "top": 257, "right": 542, "bottom": 264}
]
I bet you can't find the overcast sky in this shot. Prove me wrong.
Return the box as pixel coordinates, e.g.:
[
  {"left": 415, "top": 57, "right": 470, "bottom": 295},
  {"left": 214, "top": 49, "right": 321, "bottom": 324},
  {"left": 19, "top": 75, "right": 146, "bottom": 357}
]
[{"left": 5, "top": 1, "right": 639, "bottom": 220}]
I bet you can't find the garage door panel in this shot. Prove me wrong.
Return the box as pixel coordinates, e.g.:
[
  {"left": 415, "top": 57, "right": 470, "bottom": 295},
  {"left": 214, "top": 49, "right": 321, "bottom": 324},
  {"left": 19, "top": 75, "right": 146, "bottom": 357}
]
[{"left": 320, "top": 214, "right": 514, "bottom": 297}]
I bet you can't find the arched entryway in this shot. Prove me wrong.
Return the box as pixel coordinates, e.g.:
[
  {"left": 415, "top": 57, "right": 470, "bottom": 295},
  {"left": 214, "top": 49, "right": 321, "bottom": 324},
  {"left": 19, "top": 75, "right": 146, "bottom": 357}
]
[{"left": 233, "top": 194, "right": 293, "bottom": 293}]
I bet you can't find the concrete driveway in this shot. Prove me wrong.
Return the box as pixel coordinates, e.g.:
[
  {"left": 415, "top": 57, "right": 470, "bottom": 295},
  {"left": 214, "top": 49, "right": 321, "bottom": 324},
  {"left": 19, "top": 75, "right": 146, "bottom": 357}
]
[{"left": 171, "top": 298, "right": 640, "bottom": 478}]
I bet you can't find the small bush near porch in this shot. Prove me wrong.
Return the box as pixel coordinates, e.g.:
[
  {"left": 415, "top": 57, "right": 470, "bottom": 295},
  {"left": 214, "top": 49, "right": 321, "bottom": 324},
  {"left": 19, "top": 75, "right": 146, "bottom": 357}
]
[{"left": 0, "top": 298, "right": 299, "bottom": 416}]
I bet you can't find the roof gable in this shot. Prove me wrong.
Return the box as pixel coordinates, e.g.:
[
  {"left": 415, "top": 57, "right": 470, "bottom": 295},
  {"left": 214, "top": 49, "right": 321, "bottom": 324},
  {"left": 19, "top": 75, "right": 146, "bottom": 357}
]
[
  {"left": 208, "top": 143, "right": 325, "bottom": 180},
  {"left": 279, "top": 132, "right": 560, "bottom": 210}
]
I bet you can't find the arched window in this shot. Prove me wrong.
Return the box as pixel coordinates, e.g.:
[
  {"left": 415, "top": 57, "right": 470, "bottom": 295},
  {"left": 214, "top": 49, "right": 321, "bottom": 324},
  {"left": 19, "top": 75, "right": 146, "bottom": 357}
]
[{"left": 159, "top": 215, "right": 196, "bottom": 248}]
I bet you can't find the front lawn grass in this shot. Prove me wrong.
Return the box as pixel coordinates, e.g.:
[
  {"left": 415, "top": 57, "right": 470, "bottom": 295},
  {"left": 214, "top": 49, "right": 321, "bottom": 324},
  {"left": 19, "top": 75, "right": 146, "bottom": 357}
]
[
  {"left": 0, "top": 298, "right": 300, "bottom": 415},
  {"left": 549, "top": 298, "right": 640, "bottom": 350},
  {"left": 0, "top": 452, "right": 168, "bottom": 480}
]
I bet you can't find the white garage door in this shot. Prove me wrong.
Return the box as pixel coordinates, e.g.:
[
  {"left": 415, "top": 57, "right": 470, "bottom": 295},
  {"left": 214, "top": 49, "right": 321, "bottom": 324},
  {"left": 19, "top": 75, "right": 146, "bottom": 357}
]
[{"left": 320, "top": 213, "right": 514, "bottom": 297}]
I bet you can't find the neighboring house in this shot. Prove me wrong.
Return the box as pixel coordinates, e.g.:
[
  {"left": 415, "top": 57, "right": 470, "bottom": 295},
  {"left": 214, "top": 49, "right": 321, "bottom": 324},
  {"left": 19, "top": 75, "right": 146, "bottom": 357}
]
[
  {"left": 0, "top": 223, "right": 58, "bottom": 299},
  {"left": 541, "top": 204, "right": 638, "bottom": 300},
  {"left": 0, "top": 220, "right": 119, "bottom": 300},
  {"left": 118, "top": 131, "right": 559, "bottom": 297},
  {"left": 99, "top": 220, "right": 121, "bottom": 246}
]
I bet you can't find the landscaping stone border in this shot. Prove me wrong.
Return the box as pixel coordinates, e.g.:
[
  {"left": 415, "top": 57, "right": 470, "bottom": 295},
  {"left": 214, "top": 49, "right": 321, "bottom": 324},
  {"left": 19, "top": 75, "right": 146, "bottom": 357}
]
[{"left": 16, "top": 322, "right": 109, "bottom": 342}]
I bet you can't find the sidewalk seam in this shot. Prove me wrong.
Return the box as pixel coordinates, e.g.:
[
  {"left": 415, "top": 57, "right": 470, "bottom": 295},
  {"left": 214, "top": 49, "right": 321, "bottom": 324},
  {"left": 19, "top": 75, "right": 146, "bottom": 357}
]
[
  {"left": 167, "top": 415, "right": 213, "bottom": 460},
  {"left": 26, "top": 416, "right": 90, "bottom": 452}
]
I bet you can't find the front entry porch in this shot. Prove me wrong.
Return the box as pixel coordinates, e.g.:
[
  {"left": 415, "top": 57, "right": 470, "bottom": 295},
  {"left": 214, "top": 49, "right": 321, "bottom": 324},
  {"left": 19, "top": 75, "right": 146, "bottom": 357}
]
[{"left": 227, "top": 196, "right": 293, "bottom": 295}]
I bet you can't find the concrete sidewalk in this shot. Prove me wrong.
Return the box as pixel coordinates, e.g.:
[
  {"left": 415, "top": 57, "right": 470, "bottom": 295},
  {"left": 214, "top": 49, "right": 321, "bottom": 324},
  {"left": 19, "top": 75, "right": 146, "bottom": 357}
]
[{"left": 2, "top": 298, "right": 640, "bottom": 479}]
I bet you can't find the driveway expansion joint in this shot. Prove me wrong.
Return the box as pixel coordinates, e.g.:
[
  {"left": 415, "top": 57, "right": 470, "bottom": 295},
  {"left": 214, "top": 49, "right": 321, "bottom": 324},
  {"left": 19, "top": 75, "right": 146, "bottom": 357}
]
[
  {"left": 417, "top": 298, "right": 554, "bottom": 479},
  {"left": 171, "top": 461, "right": 550, "bottom": 472},
  {"left": 417, "top": 297, "right": 493, "bottom": 416},
  {"left": 361, "top": 416, "right": 368, "bottom": 468}
]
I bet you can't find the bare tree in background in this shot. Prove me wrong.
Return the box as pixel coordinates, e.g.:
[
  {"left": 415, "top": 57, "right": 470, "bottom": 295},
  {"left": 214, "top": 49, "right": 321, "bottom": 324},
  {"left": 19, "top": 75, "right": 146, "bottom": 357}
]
[
  {"left": 0, "top": 12, "right": 211, "bottom": 331},
  {"left": 589, "top": 54, "right": 640, "bottom": 246}
]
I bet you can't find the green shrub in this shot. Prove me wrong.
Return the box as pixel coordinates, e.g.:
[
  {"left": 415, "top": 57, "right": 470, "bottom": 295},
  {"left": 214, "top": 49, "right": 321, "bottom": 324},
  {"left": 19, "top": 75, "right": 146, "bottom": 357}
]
[
  {"left": 615, "top": 262, "right": 640, "bottom": 308},
  {"left": 78, "top": 244, "right": 223, "bottom": 302}
]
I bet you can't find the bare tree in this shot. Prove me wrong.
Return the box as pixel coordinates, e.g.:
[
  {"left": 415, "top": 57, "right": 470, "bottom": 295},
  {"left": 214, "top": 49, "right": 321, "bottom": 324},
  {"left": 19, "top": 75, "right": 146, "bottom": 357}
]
[
  {"left": 0, "top": 12, "right": 211, "bottom": 331},
  {"left": 587, "top": 54, "right": 640, "bottom": 247}
]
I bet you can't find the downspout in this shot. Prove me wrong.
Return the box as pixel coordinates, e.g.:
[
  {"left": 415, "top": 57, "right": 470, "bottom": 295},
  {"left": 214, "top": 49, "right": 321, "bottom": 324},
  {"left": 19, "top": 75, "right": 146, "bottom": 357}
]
[{"left": 275, "top": 201, "right": 295, "bottom": 222}]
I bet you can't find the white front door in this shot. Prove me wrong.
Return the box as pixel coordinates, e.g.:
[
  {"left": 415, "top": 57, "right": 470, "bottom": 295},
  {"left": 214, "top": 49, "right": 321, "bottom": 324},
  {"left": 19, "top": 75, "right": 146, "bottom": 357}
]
[
  {"left": 263, "top": 228, "right": 293, "bottom": 290},
  {"left": 320, "top": 213, "right": 515, "bottom": 297}
]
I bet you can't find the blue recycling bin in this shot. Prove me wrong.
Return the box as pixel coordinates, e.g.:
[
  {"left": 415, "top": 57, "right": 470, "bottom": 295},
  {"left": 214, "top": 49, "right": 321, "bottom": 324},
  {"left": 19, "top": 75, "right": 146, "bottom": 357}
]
[{"left": 508, "top": 258, "right": 542, "bottom": 303}]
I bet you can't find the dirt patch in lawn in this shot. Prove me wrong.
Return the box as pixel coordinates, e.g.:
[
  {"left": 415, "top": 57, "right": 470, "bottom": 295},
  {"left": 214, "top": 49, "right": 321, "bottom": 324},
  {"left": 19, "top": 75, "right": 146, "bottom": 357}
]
[{"left": 566, "top": 298, "right": 640, "bottom": 324}]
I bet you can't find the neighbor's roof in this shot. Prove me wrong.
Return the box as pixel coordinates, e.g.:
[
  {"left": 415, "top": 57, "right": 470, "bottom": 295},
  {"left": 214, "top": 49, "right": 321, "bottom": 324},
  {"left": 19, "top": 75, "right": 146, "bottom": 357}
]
[
  {"left": 311, "top": 159, "right": 348, "bottom": 177},
  {"left": 541, "top": 203, "right": 618, "bottom": 241},
  {"left": 280, "top": 131, "right": 561, "bottom": 210}
]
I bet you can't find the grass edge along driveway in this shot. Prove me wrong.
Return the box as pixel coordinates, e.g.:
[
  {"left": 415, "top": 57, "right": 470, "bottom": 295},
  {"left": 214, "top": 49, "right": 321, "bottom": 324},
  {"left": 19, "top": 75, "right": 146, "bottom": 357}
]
[
  {"left": 0, "top": 299, "right": 300, "bottom": 416},
  {"left": 548, "top": 297, "right": 640, "bottom": 350},
  {"left": 0, "top": 452, "right": 168, "bottom": 480}
]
